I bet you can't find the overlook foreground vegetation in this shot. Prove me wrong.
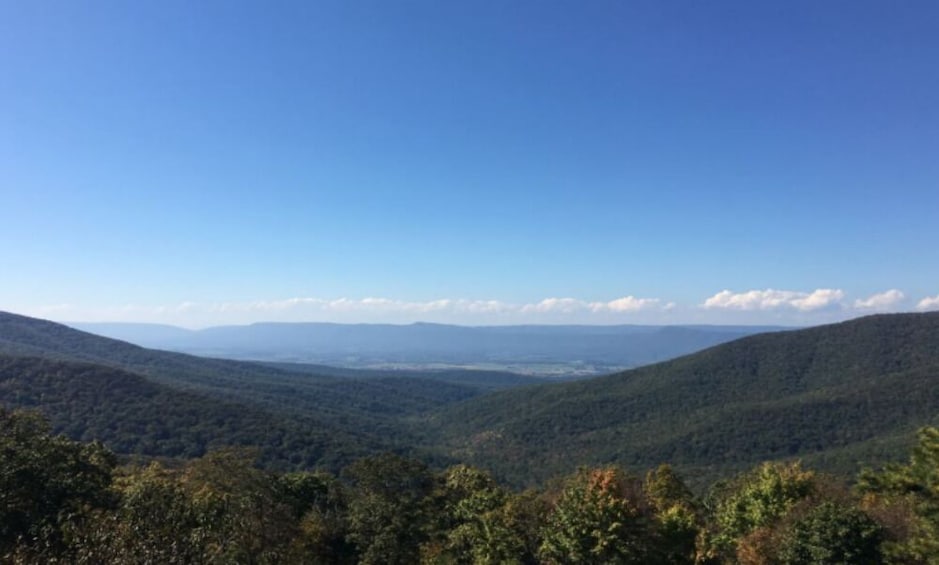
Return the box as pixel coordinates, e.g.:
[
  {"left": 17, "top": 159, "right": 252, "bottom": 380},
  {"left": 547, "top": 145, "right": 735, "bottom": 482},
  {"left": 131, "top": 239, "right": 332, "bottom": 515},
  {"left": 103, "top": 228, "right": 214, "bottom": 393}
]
[{"left": 4, "top": 407, "right": 939, "bottom": 563}]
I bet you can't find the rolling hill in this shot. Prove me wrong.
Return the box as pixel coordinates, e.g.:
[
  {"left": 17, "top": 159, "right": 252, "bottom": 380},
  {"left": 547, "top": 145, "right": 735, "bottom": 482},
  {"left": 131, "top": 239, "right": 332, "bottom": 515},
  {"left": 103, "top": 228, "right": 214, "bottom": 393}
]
[{"left": 428, "top": 312, "right": 939, "bottom": 486}]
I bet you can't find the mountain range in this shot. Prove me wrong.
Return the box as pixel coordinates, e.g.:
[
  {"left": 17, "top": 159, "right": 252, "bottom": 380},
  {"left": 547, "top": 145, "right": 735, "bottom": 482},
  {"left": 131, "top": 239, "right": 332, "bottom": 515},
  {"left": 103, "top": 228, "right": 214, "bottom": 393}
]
[
  {"left": 3, "top": 310, "right": 938, "bottom": 487},
  {"left": 70, "top": 320, "right": 783, "bottom": 372}
]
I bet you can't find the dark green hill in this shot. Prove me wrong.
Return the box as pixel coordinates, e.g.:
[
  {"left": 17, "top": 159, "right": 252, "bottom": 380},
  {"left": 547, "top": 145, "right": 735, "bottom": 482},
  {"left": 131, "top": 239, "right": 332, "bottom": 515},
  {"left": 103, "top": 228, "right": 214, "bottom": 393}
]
[
  {"left": 429, "top": 312, "right": 939, "bottom": 486},
  {"left": 0, "top": 354, "right": 379, "bottom": 470}
]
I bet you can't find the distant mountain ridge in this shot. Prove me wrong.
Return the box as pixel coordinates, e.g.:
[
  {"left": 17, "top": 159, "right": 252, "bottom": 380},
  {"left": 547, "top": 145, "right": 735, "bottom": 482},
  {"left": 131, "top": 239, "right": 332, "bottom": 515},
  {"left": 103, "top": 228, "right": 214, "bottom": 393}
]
[{"left": 70, "top": 320, "right": 786, "bottom": 369}]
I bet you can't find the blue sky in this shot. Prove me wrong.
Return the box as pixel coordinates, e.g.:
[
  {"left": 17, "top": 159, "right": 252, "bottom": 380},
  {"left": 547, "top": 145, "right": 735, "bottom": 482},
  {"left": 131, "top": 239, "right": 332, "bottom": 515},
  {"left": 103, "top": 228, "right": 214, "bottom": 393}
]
[{"left": 2, "top": 1, "right": 937, "bottom": 327}]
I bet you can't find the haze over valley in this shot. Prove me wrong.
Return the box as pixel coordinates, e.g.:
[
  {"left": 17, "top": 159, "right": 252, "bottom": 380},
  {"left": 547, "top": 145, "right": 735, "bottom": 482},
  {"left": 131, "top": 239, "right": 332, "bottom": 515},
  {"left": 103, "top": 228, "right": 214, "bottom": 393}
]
[{"left": 70, "top": 321, "right": 783, "bottom": 376}]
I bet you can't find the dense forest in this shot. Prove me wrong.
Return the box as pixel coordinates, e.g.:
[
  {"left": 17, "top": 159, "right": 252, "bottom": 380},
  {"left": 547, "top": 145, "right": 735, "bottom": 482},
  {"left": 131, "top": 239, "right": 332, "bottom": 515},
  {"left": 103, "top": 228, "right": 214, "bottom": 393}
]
[
  {"left": 4, "top": 407, "right": 939, "bottom": 564},
  {"left": 429, "top": 312, "right": 939, "bottom": 486}
]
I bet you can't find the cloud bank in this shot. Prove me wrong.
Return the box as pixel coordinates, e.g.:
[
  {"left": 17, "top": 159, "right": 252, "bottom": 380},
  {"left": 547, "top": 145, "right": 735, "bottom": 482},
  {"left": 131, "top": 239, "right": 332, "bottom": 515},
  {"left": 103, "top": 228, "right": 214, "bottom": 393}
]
[
  {"left": 32, "top": 294, "right": 671, "bottom": 327},
  {"left": 26, "top": 287, "right": 934, "bottom": 327},
  {"left": 701, "top": 288, "right": 845, "bottom": 311}
]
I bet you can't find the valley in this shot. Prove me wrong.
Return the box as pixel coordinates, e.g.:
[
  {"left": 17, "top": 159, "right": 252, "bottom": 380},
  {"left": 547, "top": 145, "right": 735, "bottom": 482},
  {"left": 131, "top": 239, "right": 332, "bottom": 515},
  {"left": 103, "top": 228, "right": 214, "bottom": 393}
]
[
  {"left": 3, "top": 310, "right": 938, "bottom": 488},
  {"left": 3, "top": 310, "right": 939, "bottom": 563}
]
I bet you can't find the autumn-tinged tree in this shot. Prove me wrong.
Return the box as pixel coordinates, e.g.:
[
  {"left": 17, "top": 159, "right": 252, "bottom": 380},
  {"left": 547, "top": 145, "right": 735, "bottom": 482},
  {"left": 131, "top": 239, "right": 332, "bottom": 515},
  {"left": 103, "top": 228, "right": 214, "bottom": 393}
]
[
  {"left": 644, "top": 465, "right": 698, "bottom": 564},
  {"left": 704, "top": 461, "right": 815, "bottom": 562},
  {"left": 540, "top": 466, "right": 652, "bottom": 564}
]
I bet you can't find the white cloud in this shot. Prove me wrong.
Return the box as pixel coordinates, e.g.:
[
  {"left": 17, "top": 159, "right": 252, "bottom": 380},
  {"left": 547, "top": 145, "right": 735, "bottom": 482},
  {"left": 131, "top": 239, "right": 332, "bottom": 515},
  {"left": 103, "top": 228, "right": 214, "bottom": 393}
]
[
  {"left": 702, "top": 288, "right": 845, "bottom": 311},
  {"left": 520, "top": 297, "right": 585, "bottom": 314},
  {"left": 854, "top": 289, "right": 905, "bottom": 310},
  {"left": 591, "top": 296, "right": 662, "bottom": 312},
  {"left": 517, "top": 296, "right": 664, "bottom": 314},
  {"left": 29, "top": 294, "right": 669, "bottom": 326},
  {"left": 916, "top": 295, "right": 939, "bottom": 311}
]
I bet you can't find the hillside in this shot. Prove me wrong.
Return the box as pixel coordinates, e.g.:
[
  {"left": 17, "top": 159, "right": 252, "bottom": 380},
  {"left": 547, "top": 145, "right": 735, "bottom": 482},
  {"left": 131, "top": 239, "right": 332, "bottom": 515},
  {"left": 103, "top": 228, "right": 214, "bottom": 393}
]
[
  {"left": 0, "top": 354, "right": 381, "bottom": 469},
  {"left": 428, "top": 312, "right": 939, "bottom": 486}
]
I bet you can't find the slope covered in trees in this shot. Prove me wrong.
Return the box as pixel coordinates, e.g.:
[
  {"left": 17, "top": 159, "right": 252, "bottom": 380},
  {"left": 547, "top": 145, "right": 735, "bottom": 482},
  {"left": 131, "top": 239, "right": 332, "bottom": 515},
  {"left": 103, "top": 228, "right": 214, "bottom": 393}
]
[
  {"left": 429, "top": 312, "right": 939, "bottom": 486},
  {"left": 0, "top": 355, "right": 383, "bottom": 469}
]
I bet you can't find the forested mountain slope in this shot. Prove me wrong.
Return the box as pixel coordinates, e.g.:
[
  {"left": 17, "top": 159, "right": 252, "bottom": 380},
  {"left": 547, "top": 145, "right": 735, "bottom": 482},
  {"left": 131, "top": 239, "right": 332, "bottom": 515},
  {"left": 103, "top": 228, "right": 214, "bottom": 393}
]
[
  {"left": 0, "top": 354, "right": 381, "bottom": 469},
  {"left": 430, "top": 312, "right": 939, "bottom": 485}
]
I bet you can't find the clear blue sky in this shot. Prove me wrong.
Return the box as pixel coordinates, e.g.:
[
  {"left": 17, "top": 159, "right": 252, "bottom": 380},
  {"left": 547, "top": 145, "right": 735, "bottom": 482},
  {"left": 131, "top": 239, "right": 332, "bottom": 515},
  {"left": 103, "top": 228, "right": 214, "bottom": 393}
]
[{"left": 2, "top": 1, "right": 937, "bottom": 327}]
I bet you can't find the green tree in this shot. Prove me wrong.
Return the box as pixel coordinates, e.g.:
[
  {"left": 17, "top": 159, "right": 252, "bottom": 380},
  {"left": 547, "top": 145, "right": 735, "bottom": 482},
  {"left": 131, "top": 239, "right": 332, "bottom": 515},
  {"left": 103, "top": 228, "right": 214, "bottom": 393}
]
[
  {"left": 0, "top": 408, "right": 115, "bottom": 560},
  {"left": 776, "top": 501, "right": 884, "bottom": 564},
  {"left": 182, "top": 448, "right": 298, "bottom": 564},
  {"left": 430, "top": 464, "right": 530, "bottom": 564},
  {"left": 343, "top": 453, "right": 435, "bottom": 565},
  {"left": 280, "top": 471, "right": 353, "bottom": 563},
  {"left": 63, "top": 462, "right": 206, "bottom": 563}
]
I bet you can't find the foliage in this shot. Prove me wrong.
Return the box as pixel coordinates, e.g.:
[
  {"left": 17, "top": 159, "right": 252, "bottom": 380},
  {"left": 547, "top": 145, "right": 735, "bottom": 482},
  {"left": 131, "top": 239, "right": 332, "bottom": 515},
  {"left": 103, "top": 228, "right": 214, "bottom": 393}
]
[
  {"left": 645, "top": 465, "right": 699, "bottom": 564},
  {"left": 343, "top": 453, "right": 436, "bottom": 565},
  {"left": 430, "top": 465, "right": 534, "bottom": 563},
  {"left": 858, "top": 426, "right": 939, "bottom": 563},
  {"left": 776, "top": 502, "right": 884, "bottom": 564},
  {"left": 713, "top": 462, "right": 815, "bottom": 543},
  {"left": 0, "top": 408, "right": 115, "bottom": 561},
  {"left": 4, "top": 408, "right": 935, "bottom": 564}
]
